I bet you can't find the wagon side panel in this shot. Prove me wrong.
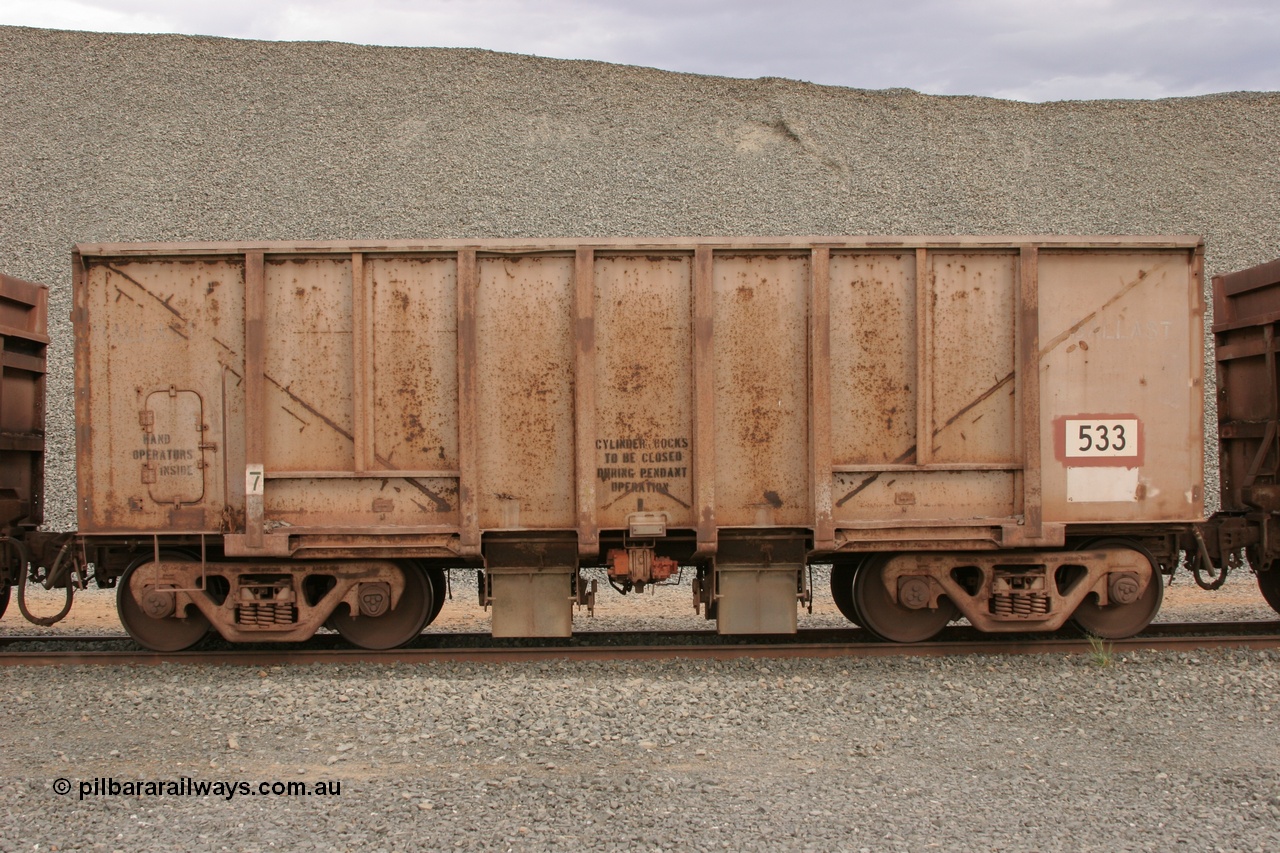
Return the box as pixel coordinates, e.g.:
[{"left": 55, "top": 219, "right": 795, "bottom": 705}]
[
  {"left": 474, "top": 254, "right": 576, "bottom": 530},
  {"left": 1038, "top": 248, "right": 1203, "bottom": 523},
  {"left": 592, "top": 253, "right": 696, "bottom": 531},
  {"left": 829, "top": 248, "right": 1017, "bottom": 525},
  {"left": 712, "top": 252, "right": 812, "bottom": 528},
  {"left": 74, "top": 257, "right": 242, "bottom": 533}
]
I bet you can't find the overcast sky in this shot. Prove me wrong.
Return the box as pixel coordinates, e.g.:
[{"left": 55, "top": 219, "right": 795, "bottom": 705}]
[{"left": 2, "top": 0, "right": 1277, "bottom": 101}]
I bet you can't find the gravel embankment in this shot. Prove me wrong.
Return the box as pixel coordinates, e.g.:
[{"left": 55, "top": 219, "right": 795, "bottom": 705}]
[
  {"left": 1, "top": 650, "right": 1277, "bottom": 852},
  {"left": 2, "top": 26, "right": 1280, "bottom": 528},
  {"left": 2, "top": 547, "right": 1277, "bottom": 853}
]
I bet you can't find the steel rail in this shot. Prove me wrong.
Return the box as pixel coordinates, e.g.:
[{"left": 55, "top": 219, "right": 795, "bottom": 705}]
[{"left": 2, "top": 621, "right": 1278, "bottom": 666}]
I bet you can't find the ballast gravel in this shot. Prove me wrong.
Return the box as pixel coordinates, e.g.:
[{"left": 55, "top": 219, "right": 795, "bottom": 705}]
[
  {"left": 3, "top": 570, "right": 1278, "bottom": 851},
  {"left": 2, "top": 26, "right": 1280, "bottom": 528},
  {"left": 1, "top": 650, "right": 1278, "bottom": 852}
]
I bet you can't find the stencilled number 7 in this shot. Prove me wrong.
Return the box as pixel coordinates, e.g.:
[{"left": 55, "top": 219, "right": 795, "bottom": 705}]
[{"left": 246, "top": 464, "right": 264, "bottom": 496}]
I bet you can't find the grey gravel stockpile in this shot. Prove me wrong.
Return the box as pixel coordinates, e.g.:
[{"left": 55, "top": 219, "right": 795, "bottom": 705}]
[
  {"left": 2, "top": 651, "right": 1278, "bottom": 852},
  {"left": 2, "top": 25, "right": 1280, "bottom": 528}
]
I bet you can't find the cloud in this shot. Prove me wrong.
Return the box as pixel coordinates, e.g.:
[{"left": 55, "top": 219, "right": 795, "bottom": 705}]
[{"left": 1, "top": 0, "right": 1276, "bottom": 100}]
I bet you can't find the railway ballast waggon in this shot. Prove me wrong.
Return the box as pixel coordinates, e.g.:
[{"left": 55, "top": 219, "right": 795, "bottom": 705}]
[{"left": 3, "top": 236, "right": 1277, "bottom": 650}]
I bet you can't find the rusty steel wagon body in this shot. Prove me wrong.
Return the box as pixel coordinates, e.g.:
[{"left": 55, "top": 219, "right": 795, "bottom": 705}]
[
  {"left": 0, "top": 273, "right": 50, "bottom": 620},
  {"left": 59, "top": 235, "right": 1209, "bottom": 649},
  {"left": 1200, "top": 256, "right": 1280, "bottom": 611},
  {"left": 0, "top": 274, "right": 47, "bottom": 532}
]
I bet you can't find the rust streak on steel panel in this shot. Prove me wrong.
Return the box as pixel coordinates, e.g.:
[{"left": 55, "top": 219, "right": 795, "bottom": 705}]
[
  {"left": 915, "top": 247, "right": 932, "bottom": 465},
  {"left": 380, "top": 472, "right": 449, "bottom": 514},
  {"left": 1017, "top": 247, "right": 1042, "bottom": 534},
  {"left": 835, "top": 445, "right": 917, "bottom": 507},
  {"left": 591, "top": 251, "right": 696, "bottom": 531},
  {"left": 259, "top": 370, "right": 451, "bottom": 511},
  {"left": 1037, "top": 264, "right": 1165, "bottom": 357},
  {"left": 692, "top": 246, "right": 717, "bottom": 556},
  {"left": 456, "top": 249, "right": 480, "bottom": 554},
  {"left": 810, "top": 246, "right": 835, "bottom": 550},
  {"left": 934, "top": 371, "right": 1016, "bottom": 435},
  {"left": 245, "top": 251, "right": 266, "bottom": 548},
  {"left": 103, "top": 264, "right": 187, "bottom": 321},
  {"left": 573, "top": 247, "right": 599, "bottom": 557},
  {"left": 260, "top": 375, "right": 354, "bottom": 440}
]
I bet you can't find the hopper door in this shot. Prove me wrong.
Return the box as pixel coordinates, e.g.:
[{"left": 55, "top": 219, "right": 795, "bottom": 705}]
[{"left": 141, "top": 388, "right": 207, "bottom": 505}]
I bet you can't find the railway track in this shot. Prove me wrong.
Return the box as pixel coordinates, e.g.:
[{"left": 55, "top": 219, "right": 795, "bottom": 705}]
[{"left": 2, "top": 620, "right": 1279, "bottom": 666}]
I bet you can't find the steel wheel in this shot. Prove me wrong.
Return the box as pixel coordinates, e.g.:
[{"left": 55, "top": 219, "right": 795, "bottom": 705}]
[
  {"left": 852, "top": 555, "right": 956, "bottom": 642},
  {"left": 117, "top": 554, "right": 210, "bottom": 652},
  {"left": 330, "top": 562, "right": 433, "bottom": 650},
  {"left": 420, "top": 563, "right": 448, "bottom": 625},
  {"left": 1255, "top": 564, "right": 1280, "bottom": 615},
  {"left": 1071, "top": 539, "right": 1163, "bottom": 639},
  {"left": 829, "top": 560, "right": 862, "bottom": 625},
  {"left": 0, "top": 537, "right": 22, "bottom": 621}
]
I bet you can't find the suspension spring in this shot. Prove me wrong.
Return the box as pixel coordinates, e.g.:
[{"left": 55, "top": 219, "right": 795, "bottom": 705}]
[
  {"left": 991, "top": 593, "right": 1051, "bottom": 616},
  {"left": 237, "top": 602, "right": 297, "bottom": 626}
]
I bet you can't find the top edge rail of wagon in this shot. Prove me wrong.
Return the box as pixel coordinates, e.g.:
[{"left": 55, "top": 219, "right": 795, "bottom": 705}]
[
  {"left": 1215, "top": 257, "right": 1280, "bottom": 298},
  {"left": 1212, "top": 257, "right": 1280, "bottom": 333},
  {"left": 73, "top": 235, "right": 1206, "bottom": 256},
  {"left": 0, "top": 272, "right": 51, "bottom": 344}
]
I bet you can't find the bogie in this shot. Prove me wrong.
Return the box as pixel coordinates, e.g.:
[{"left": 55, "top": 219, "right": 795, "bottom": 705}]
[
  {"left": 834, "top": 542, "right": 1165, "bottom": 642},
  {"left": 114, "top": 556, "right": 444, "bottom": 651}
]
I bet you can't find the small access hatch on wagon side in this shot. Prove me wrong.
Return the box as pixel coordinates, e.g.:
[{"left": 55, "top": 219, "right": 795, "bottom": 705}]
[{"left": 140, "top": 388, "right": 206, "bottom": 505}]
